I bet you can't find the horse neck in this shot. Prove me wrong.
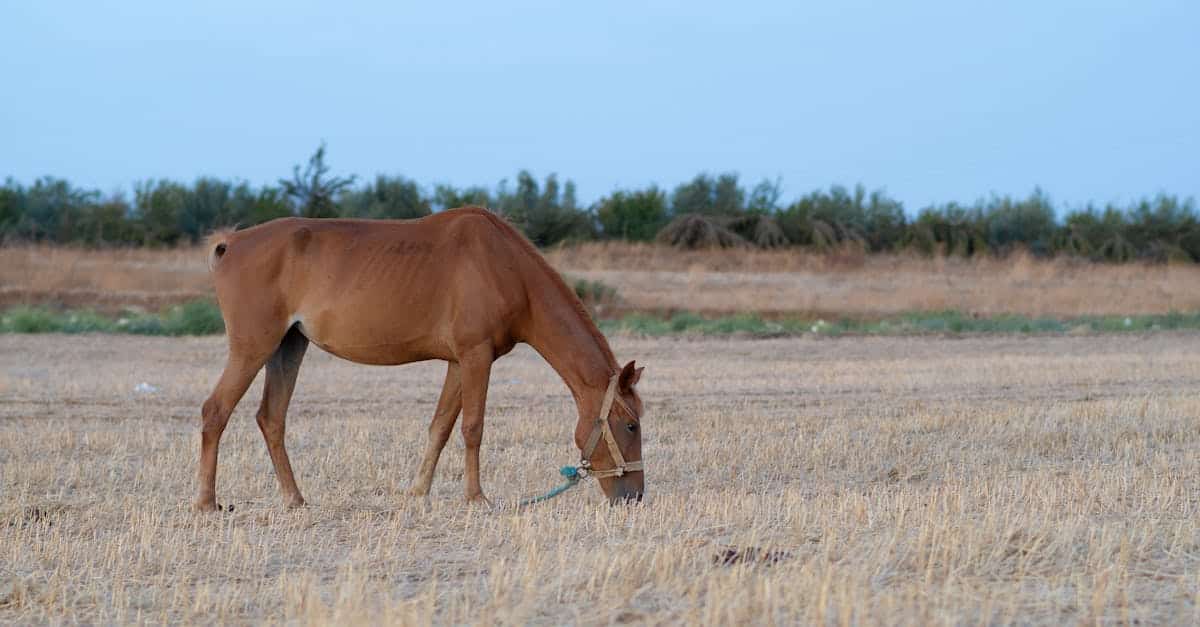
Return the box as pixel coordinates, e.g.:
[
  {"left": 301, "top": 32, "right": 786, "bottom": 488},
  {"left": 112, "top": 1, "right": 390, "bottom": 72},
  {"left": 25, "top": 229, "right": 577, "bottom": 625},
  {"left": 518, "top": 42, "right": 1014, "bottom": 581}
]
[{"left": 520, "top": 281, "right": 617, "bottom": 418}]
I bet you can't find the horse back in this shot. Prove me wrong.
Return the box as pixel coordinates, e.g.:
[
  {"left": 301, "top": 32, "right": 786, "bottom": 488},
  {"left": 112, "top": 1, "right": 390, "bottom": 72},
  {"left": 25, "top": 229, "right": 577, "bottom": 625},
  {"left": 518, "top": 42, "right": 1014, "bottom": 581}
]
[{"left": 208, "top": 209, "right": 531, "bottom": 364}]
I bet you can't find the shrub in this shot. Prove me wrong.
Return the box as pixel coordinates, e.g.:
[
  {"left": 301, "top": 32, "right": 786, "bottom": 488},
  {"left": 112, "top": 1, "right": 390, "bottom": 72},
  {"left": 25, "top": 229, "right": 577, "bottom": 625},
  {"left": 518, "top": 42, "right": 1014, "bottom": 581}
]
[
  {"left": 432, "top": 184, "right": 491, "bottom": 211},
  {"left": 670, "top": 173, "right": 744, "bottom": 216},
  {"left": 656, "top": 214, "right": 746, "bottom": 249},
  {"left": 134, "top": 180, "right": 189, "bottom": 246},
  {"left": 908, "top": 203, "right": 989, "bottom": 257},
  {"left": 596, "top": 188, "right": 668, "bottom": 241},
  {"left": 727, "top": 213, "right": 788, "bottom": 249},
  {"left": 340, "top": 175, "right": 431, "bottom": 219},
  {"left": 983, "top": 189, "right": 1057, "bottom": 255},
  {"left": 776, "top": 185, "right": 904, "bottom": 252},
  {"left": 571, "top": 278, "right": 619, "bottom": 313},
  {"left": 161, "top": 300, "right": 226, "bottom": 335},
  {"left": 497, "top": 172, "right": 592, "bottom": 246},
  {"left": 1, "top": 306, "right": 63, "bottom": 333},
  {"left": 280, "top": 142, "right": 356, "bottom": 218}
]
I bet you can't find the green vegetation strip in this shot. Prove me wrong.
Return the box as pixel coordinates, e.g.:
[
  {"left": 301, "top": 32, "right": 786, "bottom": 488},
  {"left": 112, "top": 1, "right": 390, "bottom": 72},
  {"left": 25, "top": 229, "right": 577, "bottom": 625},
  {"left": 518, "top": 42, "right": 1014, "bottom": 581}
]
[
  {"left": 1, "top": 301, "right": 224, "bottom": 336},
  {"left": 4, "top": 300, "right": 1200, "bottom": 337},
  {"left": 600, "top": 311, "right": 1200, "bottom": 337}
]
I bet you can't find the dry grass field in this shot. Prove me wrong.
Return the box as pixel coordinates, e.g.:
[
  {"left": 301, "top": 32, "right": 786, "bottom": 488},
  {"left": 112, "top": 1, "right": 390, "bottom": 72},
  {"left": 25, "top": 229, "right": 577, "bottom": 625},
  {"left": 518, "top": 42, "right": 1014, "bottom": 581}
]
[
  {"left": 6, "top": 242, "right": 1200, "bottom": 317},
  {"left": 3, "top": 332, "right": 1200, "bottom": 624}
]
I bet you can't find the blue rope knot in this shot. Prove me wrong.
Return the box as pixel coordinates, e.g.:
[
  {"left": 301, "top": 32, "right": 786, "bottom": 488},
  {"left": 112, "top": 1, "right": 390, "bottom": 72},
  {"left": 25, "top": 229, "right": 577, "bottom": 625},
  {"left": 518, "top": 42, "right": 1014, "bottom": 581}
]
[{"left": 517, "top": 465, "right": 584, "bottom": 508}]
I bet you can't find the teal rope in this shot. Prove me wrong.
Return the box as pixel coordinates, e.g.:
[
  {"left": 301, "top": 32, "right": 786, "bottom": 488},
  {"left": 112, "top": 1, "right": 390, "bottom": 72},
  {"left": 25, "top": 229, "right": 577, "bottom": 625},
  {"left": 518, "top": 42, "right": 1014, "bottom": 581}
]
[{"left": 517, "top": 466, "right": 583, "bottom": 507}]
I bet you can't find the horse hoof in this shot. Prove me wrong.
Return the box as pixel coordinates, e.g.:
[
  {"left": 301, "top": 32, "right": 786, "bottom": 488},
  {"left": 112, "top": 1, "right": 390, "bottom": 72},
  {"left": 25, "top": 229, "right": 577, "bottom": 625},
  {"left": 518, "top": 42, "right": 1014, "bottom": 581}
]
[
  {"left": 192, "top": 499, "right": 220, "bottom": 513},
  {"left": 466, "top": 494, "right": 493, "bottom": 508},
  {"left": 285, "top": 497, "right": 306, "bottom": 510}
]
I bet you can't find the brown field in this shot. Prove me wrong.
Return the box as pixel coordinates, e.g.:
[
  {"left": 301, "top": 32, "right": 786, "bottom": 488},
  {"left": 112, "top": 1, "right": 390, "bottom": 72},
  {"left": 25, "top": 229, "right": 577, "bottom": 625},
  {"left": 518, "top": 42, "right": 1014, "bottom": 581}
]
[
  {"left": 5, "top": 242, "right": 1200, "bottom": 317},
  {"left": 3, "top": 332, "right": 1200, "bottom": 623}
]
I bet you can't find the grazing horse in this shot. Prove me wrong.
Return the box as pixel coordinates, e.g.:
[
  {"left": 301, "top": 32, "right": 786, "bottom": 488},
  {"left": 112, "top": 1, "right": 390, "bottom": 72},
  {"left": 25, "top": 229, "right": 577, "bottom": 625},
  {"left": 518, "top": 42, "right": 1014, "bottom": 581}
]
[{"left": 195, "top": 207, "right": 645, "bottom": 511}]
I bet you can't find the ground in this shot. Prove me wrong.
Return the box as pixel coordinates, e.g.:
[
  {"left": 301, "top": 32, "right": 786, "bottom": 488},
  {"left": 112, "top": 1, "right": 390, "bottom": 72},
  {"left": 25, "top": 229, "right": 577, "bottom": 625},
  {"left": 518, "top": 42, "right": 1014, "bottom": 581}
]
[{"left": 2, "top": 332, "right": 1200, "bottom": 624}]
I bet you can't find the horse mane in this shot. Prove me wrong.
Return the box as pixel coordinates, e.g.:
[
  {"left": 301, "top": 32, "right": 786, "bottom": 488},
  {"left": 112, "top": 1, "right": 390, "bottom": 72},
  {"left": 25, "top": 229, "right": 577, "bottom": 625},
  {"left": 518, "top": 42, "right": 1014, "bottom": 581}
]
[{"left": 461, "top": 206, "right": 618, "bottom": 371}]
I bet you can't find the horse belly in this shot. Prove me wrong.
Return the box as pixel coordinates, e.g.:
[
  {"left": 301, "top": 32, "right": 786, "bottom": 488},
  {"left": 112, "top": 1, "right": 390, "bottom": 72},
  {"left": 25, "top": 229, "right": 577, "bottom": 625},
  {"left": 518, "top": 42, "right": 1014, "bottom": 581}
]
[{"left": 292, "top": 302, "right": 450, "bottom": 366}]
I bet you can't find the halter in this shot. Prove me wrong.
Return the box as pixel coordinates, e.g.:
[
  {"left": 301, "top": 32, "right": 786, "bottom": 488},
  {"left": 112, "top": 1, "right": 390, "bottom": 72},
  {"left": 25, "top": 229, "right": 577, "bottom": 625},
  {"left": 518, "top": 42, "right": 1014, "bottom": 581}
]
[{"left": 578, "top": 373, "right": 644, "bottom": 478}]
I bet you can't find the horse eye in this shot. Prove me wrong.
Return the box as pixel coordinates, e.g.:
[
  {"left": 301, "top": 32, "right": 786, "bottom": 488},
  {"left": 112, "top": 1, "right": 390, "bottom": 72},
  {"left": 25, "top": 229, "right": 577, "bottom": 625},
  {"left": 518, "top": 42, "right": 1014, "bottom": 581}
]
[{"left": 626, "top": 423, "right": 638, "bottom": 433}]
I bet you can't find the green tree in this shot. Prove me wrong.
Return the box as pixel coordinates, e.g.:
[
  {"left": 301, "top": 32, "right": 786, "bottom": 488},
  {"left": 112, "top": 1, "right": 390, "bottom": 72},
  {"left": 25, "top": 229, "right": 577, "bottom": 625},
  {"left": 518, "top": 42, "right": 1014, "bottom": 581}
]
[
  {"left": 180, "top": 177, "right": 233, "bottom": 242},
  {"left": 75, "top": 195, "right": 137, "bottom": 245},
  {"left": 340, "top": 175, "right": 431, "bottom": 219},
  {"left": 983, "top": 188, "right": 1057, "bottom": 255},
  {"left": 908, "top": 202, "right": 989, "bottom": 257},
  {"left": 0, "top": 179, "right": 23, "bottom": 239},
  {"left": 776, "top": 184, "right": 904, "bottom": 251},
  {"left": 746, "top": 178, "right": 783, "bottom": 214},
  {"left": 497, "top": 171, "right": 590, "bottom": 246},
  {"left": 670, "top": 173, "right": 746, "bottom": 216},
  {"left": 280, "top": 142, "right": 356, "bottom": 218},
  {"left": 596, "top": 187, "right": 668, "bottom": 241},
  {"left": 18, "top": 177, "right": 97, "bottom": 241},
  {"left": 433, "top": 184, "right": 491, "bottom": 211},
  {"left": 134, "top": 180, "right": 188, "bottom": 246},
  {"left": 244, "top": 186, "right": 294, "bottom": 225}
]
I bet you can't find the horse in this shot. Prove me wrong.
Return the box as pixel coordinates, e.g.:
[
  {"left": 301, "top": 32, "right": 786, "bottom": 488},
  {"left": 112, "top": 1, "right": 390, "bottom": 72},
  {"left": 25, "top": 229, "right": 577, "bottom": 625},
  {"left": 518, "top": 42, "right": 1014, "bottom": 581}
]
[{"left": 195, "top": 207, "right": 645, "bottom": 511}]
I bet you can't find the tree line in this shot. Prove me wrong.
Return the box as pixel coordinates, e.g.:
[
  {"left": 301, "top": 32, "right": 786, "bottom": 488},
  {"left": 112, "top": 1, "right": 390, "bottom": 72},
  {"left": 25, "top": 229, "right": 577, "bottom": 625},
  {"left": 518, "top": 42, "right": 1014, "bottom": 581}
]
[{"left": 1, "top": 144, "right": 1196, "bottom": 263}]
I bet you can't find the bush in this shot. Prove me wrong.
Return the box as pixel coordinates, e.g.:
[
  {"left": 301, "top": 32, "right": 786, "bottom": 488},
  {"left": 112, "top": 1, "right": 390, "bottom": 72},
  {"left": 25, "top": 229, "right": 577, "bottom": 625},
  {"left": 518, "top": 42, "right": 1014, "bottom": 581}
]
[
  {"left": 656, "top": 214, "right": 746, "bottom": 249},
  {"left": 728, "top": 213, "right": 788, "bottom": 249},
  {"left": 497, "top": 172, "right": 592, "bottom": 246},
  {"left": 1, "top": 306, "right": 64, "bottom": 333},
  {"left": 340, "top": 175, "right": 431, "bottom": 219},
  {"left": 670, "top": 173, "right": 745, "bottom": 216},
  {"left": 3, "top": 162, "right": 1200, "bottom": 266},
  {"left": 776, "top": 185, "right": 904, "bottom": 252},
  {"left": 162, "top": 300, "right": 226, "bottom": 335},
  {"left": 908, "top": 203, "right": 989, "bottom": 257},
  {"left": 983, "top": 189, "right": 1057, "bottom": 255},
  {"left": 570, "top": 278, "right": 619, "bottom": 319},
  {"left": 596, "top": 188, "right": 668, "bottom": 241}
]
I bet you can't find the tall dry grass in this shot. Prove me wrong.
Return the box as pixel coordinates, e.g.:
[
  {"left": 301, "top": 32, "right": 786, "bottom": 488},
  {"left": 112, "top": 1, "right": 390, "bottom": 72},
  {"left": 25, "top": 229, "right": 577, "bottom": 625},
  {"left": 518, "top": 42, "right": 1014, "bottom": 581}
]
[
  {"left": 548, "top": 242, "right": 1200, "bottom": 317},
  {"left": 0, "top": 245, "right": 210, "bottom": 313},
  {"left": 3, "top": 333, "right": 1200, "bottom": 623},
  {"left": 5, "top": 242, "right": 1200, "bottom": 317}
]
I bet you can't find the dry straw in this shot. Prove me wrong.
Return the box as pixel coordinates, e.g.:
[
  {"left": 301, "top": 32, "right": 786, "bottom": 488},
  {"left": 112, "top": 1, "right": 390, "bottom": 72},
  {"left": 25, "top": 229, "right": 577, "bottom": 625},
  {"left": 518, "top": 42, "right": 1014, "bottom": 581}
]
[{"left": 3, "top": 332, "right": 1200, "bottom": 623}]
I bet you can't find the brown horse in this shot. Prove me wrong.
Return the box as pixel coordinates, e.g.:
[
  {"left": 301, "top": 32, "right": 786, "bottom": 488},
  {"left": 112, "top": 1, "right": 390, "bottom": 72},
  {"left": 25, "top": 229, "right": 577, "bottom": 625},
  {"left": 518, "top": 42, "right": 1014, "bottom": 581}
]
[{"left": 195, "top": 207, "right": 645, "bottom": 511}]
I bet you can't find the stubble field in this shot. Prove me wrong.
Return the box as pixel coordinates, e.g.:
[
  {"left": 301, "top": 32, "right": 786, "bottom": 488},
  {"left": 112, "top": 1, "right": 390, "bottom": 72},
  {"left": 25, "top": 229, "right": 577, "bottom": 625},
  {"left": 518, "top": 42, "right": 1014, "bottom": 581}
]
[{"left": 3, "top": 331, "right": 1200, "bottom": 624}]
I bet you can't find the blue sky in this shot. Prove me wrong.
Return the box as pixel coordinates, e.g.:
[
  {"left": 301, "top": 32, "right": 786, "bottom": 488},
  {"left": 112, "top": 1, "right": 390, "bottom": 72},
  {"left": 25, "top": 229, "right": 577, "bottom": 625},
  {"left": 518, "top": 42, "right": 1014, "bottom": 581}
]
[{"left": 2, "top": 1, "right": 1196, "bottom": 210}]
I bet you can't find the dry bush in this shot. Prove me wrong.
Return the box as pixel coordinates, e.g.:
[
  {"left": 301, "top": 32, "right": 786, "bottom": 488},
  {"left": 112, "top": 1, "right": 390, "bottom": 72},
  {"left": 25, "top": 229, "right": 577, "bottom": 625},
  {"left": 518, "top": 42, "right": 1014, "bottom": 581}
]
[
  {"left": 727, "top": 214, "right": 789, "bottom": 249},
  {"left": 655, "top": 215, "right": 746, "bottom": 250},
  {"left": 3, "top": 333, "right": 1200, "bottom": 623}
]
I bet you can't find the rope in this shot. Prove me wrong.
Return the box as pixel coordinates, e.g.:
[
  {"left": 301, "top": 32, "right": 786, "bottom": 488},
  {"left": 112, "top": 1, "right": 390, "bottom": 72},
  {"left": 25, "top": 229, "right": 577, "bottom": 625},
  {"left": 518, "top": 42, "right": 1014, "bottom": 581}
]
[{"left": 517, "top": 466, "right": 583, "bottom": 508}]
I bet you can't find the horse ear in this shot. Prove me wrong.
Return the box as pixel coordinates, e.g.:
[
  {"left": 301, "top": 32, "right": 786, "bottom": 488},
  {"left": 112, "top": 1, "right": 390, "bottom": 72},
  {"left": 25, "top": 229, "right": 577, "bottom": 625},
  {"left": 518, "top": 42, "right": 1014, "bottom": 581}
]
[{"left": 619, "top": 360, "right": 643, "bottom": 390}]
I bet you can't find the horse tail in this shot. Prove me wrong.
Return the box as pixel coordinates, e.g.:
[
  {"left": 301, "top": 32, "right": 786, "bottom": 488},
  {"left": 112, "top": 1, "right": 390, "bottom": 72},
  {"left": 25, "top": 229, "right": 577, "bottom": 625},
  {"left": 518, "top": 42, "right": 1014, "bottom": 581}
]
[{"left": 206, "top": 228, "right": 235, "bottom": 271}]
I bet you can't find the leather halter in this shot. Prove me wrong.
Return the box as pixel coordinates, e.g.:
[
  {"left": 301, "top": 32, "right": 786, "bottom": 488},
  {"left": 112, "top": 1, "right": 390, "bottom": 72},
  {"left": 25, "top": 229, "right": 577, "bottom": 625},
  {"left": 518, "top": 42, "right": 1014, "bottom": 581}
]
[{"left": 578, "top": 373, "right": 644, "bottom": 479}]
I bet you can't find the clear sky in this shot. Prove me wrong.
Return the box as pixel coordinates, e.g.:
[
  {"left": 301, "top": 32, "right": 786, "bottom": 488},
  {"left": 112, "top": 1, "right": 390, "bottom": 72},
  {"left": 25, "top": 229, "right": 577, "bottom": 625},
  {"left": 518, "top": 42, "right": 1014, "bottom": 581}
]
[{"left": 2, "top": 1, "right": 1196, "bottom": 210}]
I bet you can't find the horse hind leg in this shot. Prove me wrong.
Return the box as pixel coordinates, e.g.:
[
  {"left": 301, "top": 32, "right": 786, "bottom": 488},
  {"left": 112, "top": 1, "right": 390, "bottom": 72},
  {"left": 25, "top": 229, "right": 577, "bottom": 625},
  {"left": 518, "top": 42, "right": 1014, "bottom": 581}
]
[
  {"left": 255, "top": 325, "right": 310, "bottom": 508},
  {"left": 409, "top": 362, "right": 463, "bottom": 497},
  {"left": 195, "top": 341, "right": 277, "bottom": 512}
]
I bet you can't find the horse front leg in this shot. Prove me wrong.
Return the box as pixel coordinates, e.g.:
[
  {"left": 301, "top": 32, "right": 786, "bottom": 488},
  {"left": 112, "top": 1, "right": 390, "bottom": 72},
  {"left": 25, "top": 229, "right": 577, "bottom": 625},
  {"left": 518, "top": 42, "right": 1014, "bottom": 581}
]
[
  {"left": 408, "top": 362, "right": 463, "bottom": 497},
  {"left": 457, "top": 344, "right": 494, "bottom": 504}
]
